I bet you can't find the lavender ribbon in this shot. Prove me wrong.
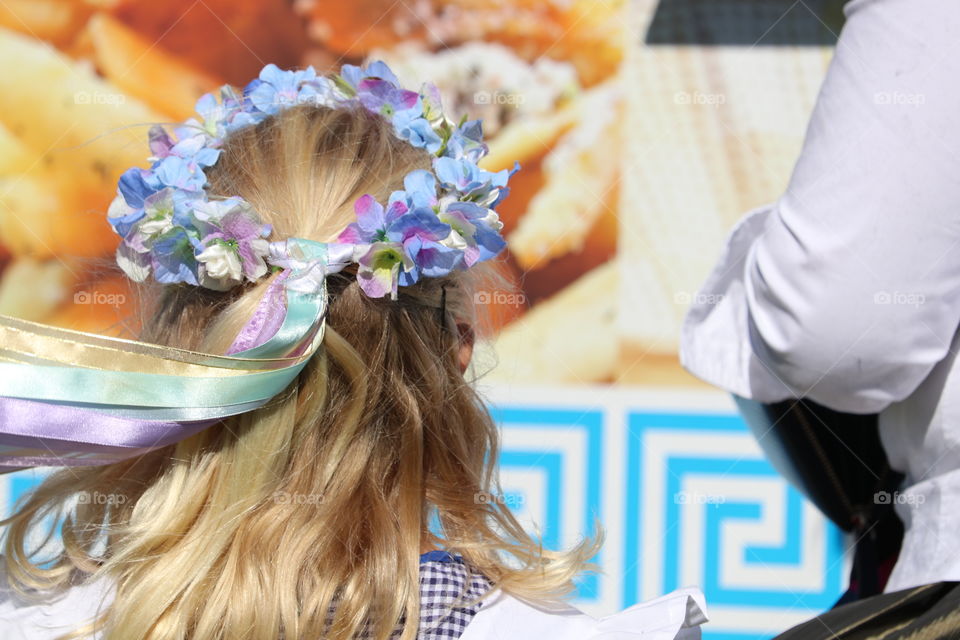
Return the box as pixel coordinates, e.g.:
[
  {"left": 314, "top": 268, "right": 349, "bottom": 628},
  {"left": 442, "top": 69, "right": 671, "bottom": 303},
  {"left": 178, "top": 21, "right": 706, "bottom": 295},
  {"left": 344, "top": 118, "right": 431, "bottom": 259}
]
[
  {"left": 0, "top": 396, "right": 220, "bottom": 469},
  {"left": 227, "top": 270, "right": 289, "bottom": 354}
]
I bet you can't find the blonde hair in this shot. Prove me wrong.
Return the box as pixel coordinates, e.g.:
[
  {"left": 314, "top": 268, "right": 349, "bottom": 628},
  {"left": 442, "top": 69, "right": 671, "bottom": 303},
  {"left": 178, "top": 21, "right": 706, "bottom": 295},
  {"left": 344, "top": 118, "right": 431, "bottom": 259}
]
[{"left": 1, "top": 105, "right": 599, "bottom": 639}]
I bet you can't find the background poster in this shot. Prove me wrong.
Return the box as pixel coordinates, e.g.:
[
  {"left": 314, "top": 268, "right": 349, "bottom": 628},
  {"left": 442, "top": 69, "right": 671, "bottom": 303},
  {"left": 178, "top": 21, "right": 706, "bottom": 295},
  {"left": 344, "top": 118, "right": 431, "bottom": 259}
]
[{"left": 0, "top": 1, "right": 851, "bottom": 636}]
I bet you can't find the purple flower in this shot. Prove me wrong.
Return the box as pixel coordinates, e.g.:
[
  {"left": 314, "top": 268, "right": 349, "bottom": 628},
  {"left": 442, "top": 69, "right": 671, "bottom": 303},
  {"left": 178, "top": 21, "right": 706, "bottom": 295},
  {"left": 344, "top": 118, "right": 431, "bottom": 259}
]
[
  {"left": 107, "top": 60, "right": 515, "bottom": 296},
  {"left": 339, "top": 194, "right": 452, "bottom": 251},
  {"left": 357, "top": 78, "right": 421, "bottom": 118},
  {"left": 148, "top": 125, "right": 175, "bottom": 160},
  {"left": 356, "top": 241, "right": 414, "bottom": 299},
  {"left": 339, "top": 61, "right": 401, "bottom": 93}
]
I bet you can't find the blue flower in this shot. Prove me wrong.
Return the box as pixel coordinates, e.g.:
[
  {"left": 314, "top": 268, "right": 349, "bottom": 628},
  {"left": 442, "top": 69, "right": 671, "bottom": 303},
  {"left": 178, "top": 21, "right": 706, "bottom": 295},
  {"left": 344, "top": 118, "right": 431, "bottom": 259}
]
[
  {"left": 108, "top": 195, "right": 144, "bottom": 239},
  {"left": 433, "top": 156, "right": 509, "bottom": 199},
  {"left": 244, "top": 64, "right": 330, "bottom": 115},
  {"left": 437, "top": 201, "right": 506, "bottom": 266},
  {"left": 386, "top": 207, "right": 452, "bottom": 246},
  {"left": 190, "top": 87, "right": 245, "bottom": 140},
  {"left": 389, "top": 170, "right": 438, "bottom": 210},
  {"left": 392, "top": 110, "right": 442, "bottom": 153},
  {"left": 399, "top": 236, "right": 464, "bottom": 286},
  {"left": 145, "top": 133, "right": 221, "bottom": 194},
  {"left": 153, "top": 156, "right": 206, "bottom": 193},
  {"left": 149, "top": 227, "right": 202, "bottom": 286},
  {"left": 443, "top": 119, "right": 487, "bottom": 162},
  {"left": 337, "top": 194, "right": 409, "bottom": 244}
]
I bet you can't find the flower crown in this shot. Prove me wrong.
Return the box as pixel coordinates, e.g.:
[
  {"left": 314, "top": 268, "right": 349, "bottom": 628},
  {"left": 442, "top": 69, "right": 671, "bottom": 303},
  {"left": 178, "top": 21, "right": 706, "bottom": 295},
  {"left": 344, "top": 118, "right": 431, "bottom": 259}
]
[{"left": 107, "top": 61, "right": 517, "bottom": 299}]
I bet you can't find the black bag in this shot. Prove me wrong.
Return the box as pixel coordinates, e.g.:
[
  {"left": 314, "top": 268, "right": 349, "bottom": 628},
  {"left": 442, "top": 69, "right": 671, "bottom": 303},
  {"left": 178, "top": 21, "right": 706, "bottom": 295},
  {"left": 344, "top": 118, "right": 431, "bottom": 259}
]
[{"left": 733, "top": 395, "right": 904, "bottom": 602}]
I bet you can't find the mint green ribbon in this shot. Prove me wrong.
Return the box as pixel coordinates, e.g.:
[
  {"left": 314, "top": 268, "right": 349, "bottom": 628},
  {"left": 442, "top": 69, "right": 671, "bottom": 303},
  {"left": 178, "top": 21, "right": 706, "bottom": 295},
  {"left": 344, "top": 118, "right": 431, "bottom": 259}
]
[{"left": 1, "top": 238, "right": 339, "bottom": 413}]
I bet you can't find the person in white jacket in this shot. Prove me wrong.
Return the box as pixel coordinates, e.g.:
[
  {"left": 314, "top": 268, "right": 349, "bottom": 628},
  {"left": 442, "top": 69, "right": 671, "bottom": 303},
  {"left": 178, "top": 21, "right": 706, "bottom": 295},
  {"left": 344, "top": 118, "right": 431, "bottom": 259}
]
[{"left": 681, "top": 0, "right": 960, "bottom": 598}]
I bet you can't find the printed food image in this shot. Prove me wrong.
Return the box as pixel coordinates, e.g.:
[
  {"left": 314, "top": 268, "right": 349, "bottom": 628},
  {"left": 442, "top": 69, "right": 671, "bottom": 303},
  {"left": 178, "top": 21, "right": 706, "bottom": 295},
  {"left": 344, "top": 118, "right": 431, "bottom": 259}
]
[{"left": 0, "top": 0, "right": 833, "bottom": 387}]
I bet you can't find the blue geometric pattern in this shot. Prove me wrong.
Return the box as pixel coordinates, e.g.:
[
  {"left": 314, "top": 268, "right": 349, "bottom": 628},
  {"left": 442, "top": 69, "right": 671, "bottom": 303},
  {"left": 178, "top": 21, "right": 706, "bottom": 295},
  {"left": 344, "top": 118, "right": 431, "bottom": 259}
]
[
  {"left": 491, "top": 394, "right": 847, "bottom": 639},
  {"left": 0, "top": 390, "right": 848, "bottom": 639},
  {"left": 491, "top": 406, "right": 604, "bottom": 601}
]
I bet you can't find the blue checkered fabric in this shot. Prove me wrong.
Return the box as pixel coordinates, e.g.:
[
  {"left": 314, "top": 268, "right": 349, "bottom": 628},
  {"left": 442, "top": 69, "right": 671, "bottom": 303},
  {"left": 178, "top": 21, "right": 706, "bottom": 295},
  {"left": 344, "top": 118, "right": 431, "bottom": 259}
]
[
  {"left": 325, "top": 551, "right": 491, "bottom": 638},
  {"left": 414, "top": 551, "right": 492, "bottom": 639}
]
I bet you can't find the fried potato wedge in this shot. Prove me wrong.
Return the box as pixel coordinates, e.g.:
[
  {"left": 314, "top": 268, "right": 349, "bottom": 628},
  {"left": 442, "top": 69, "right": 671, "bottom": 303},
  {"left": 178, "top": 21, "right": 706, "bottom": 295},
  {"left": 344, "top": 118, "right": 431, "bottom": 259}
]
[
  {"left": 0, "top": 0, "right": 91, "bottom": 48},
  {"left": 296, "top": 0, "right": 624, "bottom": 86},
  {"left": 0, "top": 170, "right": 116, "bottom": 258},
  {"left": 88, "top": 12, "right": 222, "bottom": 120},
  {"left": 109, "top": 0, "right": 308, "bottom": 86},
  {"left": 0, "top": 256, "right": 75, "bottom": 321},
  {"left": 507, "top": 81, "right": 622, "bottom": 270},
  {"left": 0, "top": 122, "right": 31, "bottom": 175}
]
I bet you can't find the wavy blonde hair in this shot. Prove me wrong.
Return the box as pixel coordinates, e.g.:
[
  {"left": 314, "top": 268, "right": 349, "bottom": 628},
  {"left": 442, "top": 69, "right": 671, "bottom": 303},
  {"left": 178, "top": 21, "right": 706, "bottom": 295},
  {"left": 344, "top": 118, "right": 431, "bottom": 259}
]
[{"left": 0, "top": 105, "right": 599, "bottom": 639}]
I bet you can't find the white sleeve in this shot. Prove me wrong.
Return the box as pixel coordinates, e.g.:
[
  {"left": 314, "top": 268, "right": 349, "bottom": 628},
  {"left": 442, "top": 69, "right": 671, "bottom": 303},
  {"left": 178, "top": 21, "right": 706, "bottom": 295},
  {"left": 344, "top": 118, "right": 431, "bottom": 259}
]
[
  {"left": 0, "top": 560, "right": 112, "bottom": 640},
  {"left": 459, "top": 587, "right": 707, "bottom": 640},
  {"left": 680, "top": 0, "right": 960, "bottom": 414}
]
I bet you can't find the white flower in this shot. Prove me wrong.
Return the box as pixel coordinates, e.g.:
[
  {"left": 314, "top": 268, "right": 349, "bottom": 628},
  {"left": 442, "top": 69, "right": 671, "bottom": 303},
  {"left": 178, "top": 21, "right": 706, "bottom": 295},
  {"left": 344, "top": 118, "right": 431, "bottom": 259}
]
[
  {"left": 479, "top": 209, "right": 503, "bottom": 232},
  {"left": 197, "top": 242, "right": 242, "bottom": 289},
  {"left": 438, "top": 228, "right": 468, "bottom": 250},
  {"left": 139, "top": 217, "right": 173, "bottom": 236}
]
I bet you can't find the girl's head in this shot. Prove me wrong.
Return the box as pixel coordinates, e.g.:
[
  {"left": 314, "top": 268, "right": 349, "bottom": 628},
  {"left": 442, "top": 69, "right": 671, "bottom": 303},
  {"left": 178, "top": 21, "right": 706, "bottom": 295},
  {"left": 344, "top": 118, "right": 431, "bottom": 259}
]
[{"left": 3, "top": 102, "right": 596, "bottom": 640}]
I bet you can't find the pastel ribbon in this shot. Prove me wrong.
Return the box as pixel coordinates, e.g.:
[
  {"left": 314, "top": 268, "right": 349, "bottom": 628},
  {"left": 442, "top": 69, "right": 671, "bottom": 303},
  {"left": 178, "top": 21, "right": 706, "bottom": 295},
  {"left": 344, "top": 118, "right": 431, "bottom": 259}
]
[{"left": 0, "top": 238, "right": 346, "bottom": 471}]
